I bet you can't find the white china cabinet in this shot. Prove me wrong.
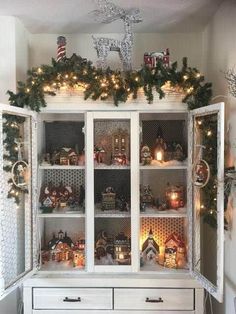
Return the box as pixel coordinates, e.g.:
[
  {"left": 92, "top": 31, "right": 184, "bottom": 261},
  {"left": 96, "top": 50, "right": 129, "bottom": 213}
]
[{"left": 0, "top": 95, "right": 224, "bottom": 313}]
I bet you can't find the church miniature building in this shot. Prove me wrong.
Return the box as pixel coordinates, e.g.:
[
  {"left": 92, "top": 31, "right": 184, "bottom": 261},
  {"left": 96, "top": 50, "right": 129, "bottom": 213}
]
[
  {"left": 141, "top": 229, "right": 159, "bottom": 264},
  {"left": 140, "top": 185, "right": 154, "bottom": 208}
]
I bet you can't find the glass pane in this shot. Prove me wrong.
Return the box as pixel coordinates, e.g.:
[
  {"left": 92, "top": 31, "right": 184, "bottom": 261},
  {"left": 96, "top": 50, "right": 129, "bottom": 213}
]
[
  {"left": 2, "top": 112, "right": 33, "bottom": 288},
  {"left": 94, "top": 119, "right": 131, "bottom": 266},
  {"left": 139, "top": 113, "right": 188, "bottom": 272},
  {"left": 38, "top": 116, "right": 86, "bottom": 271},
  {"left": 193, "top": 112, "right": 218, "bottom": 286}
]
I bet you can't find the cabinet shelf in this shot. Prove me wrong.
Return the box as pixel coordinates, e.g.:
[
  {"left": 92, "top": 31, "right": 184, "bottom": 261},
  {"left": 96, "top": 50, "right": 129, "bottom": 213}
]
[
  {"left": 95, "top": 208, "right": 131, "bottom": 218},
  {"left": 38, "top": 211, "right": 85, "bottom": 218},
  {"left": 140, "top": 264, "right": 189, "bottom": 274},
  {"left": 94, "top": 164, "right": 130, "bottom": 170},
  {"left": 140, "top": 164, "right": 187, "bottom": 170},
  {"left": 39, "top": 165, "right": 85, "bottom": 170},
  {"left": 140, "top": 208, "right": 187, "bottom": 218}
]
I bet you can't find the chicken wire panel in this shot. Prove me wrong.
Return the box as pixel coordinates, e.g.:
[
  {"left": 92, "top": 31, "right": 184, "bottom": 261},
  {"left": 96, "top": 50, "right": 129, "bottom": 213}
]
[
  {"left": 141, "top": 120, "right": 188, "bottom": 156},
  {"left": 140, "top": 218, "right": 185, "bottom": 247},
  {"left": 0, "top": 113, "right": 33, "bottom": 289},
  {"left": 43, "top": 169, "right": 85, "bottom": 195}
]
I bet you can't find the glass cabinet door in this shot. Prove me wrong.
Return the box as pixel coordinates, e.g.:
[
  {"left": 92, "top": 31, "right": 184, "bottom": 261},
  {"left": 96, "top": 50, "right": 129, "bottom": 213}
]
[
  {"left": 87, "top": 112, "right": 133, "bottom": 271},
  {"left": 190, "top": 103, "right": 224, "bottom": 302},
  {"left": 37, "top": 113, "right": 86, "bottom": 272},
  {"left": 139, "top": 112, "right": 189, "bottom": 273},
  {"left": 0, "top": 104, "right": 37, "bottom": 299}
]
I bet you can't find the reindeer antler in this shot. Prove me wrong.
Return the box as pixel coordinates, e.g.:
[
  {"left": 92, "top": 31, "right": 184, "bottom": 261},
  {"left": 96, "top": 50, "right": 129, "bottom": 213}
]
[{"left": 92, "top": 0, "right": 126, "bottom": 23}]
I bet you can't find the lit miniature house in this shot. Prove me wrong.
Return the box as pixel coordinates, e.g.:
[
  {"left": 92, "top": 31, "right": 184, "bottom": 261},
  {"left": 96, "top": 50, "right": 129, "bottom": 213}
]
[
  {"left": 152, "top": 126, "right": 167, "bottom": 162},
  {"left": 164, "top": 233, "right": 186, "bottom": 269},
  {"left": 165, "top": 184, "right": 185, "bottom": 209},
  {"left": 47, "top": 230, "right": 74, "bottom": 263},
  {"left": 141, "top": 229, "right": 159, "bottom": 264},
  {"left": 114, "top": 232, "right": 131, "bottom": 264},
  {"left": 111, "top": 129, "right": 129, "bottom": 165}
]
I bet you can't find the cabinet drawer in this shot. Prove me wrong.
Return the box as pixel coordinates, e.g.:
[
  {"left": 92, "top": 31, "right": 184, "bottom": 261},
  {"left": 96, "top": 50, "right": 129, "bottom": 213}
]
[
  {"left": 114, "top": 288, "right": 194, "bottom": 311},
  {"left": 33, "top": 288, "right": 112, "bottom": 310}
]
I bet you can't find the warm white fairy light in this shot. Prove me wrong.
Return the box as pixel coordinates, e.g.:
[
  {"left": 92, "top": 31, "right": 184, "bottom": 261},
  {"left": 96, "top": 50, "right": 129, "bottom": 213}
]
[
  {"left": 37, "top": 67, "right": 42, "bottom": 74},
  {"left": 207, "top": 130, "right": 212, "bottom": 137}
]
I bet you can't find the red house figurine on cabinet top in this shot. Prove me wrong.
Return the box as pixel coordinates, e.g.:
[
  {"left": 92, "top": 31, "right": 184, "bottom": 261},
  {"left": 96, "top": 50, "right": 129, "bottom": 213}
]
[{"left": 144, "top": 48, "right": 170, "bottom": 68}]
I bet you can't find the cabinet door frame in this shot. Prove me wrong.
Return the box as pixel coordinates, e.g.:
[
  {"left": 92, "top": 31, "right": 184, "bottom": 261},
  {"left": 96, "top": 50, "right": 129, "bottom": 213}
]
[
  {"left": 189, "top": 102, "right": 224, "bottom": 302},
  {"left": 0, "top": 103, "right": 38, "bottom": 300}
]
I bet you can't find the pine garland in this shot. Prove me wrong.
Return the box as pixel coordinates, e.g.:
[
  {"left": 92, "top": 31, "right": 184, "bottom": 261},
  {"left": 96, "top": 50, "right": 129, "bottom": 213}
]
[{"left": 7, "top": 55, "right": 212, "bottom": 110}]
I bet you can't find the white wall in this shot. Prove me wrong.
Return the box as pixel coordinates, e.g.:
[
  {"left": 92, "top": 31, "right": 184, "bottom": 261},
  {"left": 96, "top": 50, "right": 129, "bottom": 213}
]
[
  {"left": 29, "top": 32, "right": 203, "bottom": 70},
  {"left": 0, "top": 16, "right": 29, "bottom": 104},
  {"left": 203, "top": 0, "right": 236, "bottom": 313}
]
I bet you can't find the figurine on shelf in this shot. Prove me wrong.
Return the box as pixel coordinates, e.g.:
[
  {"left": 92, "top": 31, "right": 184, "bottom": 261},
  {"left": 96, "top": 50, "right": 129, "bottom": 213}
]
[
  {"left": 101, "top": 187, "right": 116, "bottom": 211},
  {"left": 95, "top": 230, "right": 115, "bottom": 264},
  {"left": 140, "top": 145, "right": 152, "bottom": 165},
  {"left": 94, "top": 146, "right": 106, "bottom": 164},
  {"left": 58, "top": 183, "right": 73, "bottom": 208},
  {"left": 141, "top": 229, "right": 159, "bottom": 265},
  {"left": 173, "top": 143, "right": 185, "bottom": 161},
  {"left": 116, "top": 195, "right": 129, "bottom": 212},
  {"left": 144, "top": 48, "right": 170, "bottom": 68},
  {"left": 165, "top": 183, "right": 185, "bottom": 209},
  {"left": 164, "top": 233, "right": 186, "bottom": 269},
  {"left": 140, "top": 185, "right": 154, "bottom": 211},
  {"left": 112, "top": 129, "right": 129, "bottom": 165},
  {"left": 78, "top": 149, "right": 85, "bottom": 166},
  {"left": 152, "top": 126, "right": 167, "bottom": 162},
  {"left": 39, "top": 183, "right": 59, "bottom": 213},
  {"left": 114, "top": 232, "right": 131, "bottom": 265}
]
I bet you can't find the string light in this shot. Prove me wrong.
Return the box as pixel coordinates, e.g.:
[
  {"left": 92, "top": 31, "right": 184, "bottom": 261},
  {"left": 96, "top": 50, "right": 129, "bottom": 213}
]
[
  {"left": 73, "top": 76, "right": 77, "bottom": 80},
  {"left": 187, "top": 87, "right": 194, "bottom": 94},
  {"left": 207, "top": 130, "right": 212, "bottom": 137},
  {"left": 37, "top": 67, "right": 42, "bottom": 74},
  {"left": 183, "top": 75, "right": 188, "bottom": 80},
  {"left": 135, "top": 77, "right": 139, "bottom": 82},
  {"left": 196, "top": 73, "right": 201, "bottom": 78},
  {"left": 197, "top": 120, "right": 202, "bottom": 125},
  {"left": 200, "top": 204, "right": 205, "bottom": 209},
  {"left": 26, "top": 88, "right": 30, "bottom": 93},
  {"left": 65, "top": 74, "right": 69, "bottom": 79}
]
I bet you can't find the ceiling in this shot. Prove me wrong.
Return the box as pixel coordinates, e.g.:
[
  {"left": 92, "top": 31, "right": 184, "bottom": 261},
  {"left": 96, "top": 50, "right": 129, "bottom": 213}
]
[{"left": 0, "top": 0, "right": 224, "bottom": 34}]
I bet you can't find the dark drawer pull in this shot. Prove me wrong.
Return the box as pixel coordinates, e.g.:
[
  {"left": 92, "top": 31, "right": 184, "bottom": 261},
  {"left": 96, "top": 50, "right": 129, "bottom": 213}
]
[
  {"left": 145, "top": 297, "right": 163, "bottom": 303},
  {"left": 63, "top": 297, "right": 81, "bottom": 302}
]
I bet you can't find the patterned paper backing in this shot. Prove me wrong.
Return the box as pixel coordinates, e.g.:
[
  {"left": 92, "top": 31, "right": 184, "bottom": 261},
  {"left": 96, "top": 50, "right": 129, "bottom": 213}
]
[
  {"left": 94, "top": 120, "right": 130, "bottom": 164},
  {"left": 43, "top": 169, "right": 85, "bottom": 195},
  {"left": 140, "top": 217, "right": 186, "bottom": 248}
]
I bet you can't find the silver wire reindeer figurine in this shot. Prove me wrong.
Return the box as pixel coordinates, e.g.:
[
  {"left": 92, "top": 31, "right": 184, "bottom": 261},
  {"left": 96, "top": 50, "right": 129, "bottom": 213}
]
[{"left": 92, "top": 0, "right": 142, "bottom": 71}]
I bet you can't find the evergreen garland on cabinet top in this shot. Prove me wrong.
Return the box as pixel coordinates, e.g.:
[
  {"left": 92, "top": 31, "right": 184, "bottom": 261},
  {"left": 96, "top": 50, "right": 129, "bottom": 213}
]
[{"left": 7, "top": 55, "right": 212, "bottom": 111}]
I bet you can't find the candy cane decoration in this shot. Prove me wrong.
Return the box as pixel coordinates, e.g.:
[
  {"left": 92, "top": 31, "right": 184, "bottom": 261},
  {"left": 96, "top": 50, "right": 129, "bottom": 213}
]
[{"left": 57, "top": 36, "right": 66, "bottom": 62}]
